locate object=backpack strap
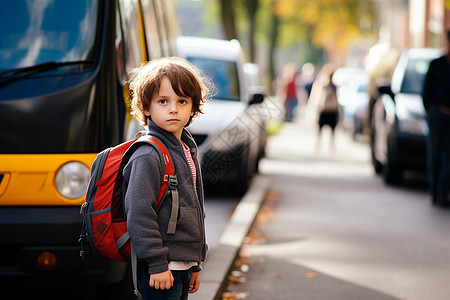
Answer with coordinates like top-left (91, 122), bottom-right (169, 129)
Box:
top-left (130, 136), bottom-right (179, 234)
top-left (125, 135), bottom-right (179, 297)
top-left (166, 175), bottom-right (178, 234)
top-left (115, 231), bottom-right (138, 296)
top-left (131, 242), bottom-right (139, 296)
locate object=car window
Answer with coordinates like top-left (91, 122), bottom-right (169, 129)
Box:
top-left (0, 0), bottom-right (99, 70)
top-left (400, 58), bottom-right (430, 94)
top-left (357, 84), bottom-right (368, 93)
top-left (186, 56), bottom-right (240, 101)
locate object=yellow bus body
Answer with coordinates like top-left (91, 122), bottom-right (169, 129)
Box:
top-left (0, 154), bottom-right (97, 205)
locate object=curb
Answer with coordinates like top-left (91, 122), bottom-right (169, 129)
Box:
top-left (190, 175), bottom-right (270, 300)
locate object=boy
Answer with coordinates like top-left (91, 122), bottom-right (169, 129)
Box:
top-left (124, 57), bottom-right (211, 299)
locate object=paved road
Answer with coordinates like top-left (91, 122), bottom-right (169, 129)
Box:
top-left (204, 192), bottom-right (240, 251)
top-left (226, 114), bottom-right (450, 300)
top-left (2, 191), bottom-right (239, 300)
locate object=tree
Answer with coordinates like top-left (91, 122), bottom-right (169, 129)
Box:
top-left (268, 1), bottom-right (280, 87)
top-left (242, 0), bottom-right (259, 62)
top-left (274, 0), bottom-right (375, 52)
top-left (219, 0), bottom-right (238, 40)
top-left (213, 0), bottom-right (375, 92)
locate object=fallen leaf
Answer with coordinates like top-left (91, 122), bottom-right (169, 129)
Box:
top-left (304, 272), bottom-right (319, 278)
top-left (222, 292), bottom-right (235, 300)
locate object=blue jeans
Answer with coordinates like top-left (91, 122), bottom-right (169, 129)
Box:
top-left (426, 106), bottom-right (450, 199)
top-left (137, 262), bottom-right (191, 300)
top-left (284, 97), bottom-right (298, 122)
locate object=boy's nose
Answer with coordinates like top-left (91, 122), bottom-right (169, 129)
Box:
top-left (169, 103), bottom-right (177, 114)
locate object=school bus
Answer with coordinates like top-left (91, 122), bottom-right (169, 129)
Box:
top-left (0, 0), bottom-right (178, 297)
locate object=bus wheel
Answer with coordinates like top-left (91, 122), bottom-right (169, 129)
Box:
top-left (97, 264), bottom-right (138, 300)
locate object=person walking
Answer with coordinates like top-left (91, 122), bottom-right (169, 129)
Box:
top-left (125, 57), bottom-right (211, 299)
top-left (316, 69), bottom-right (339, 153)
top-left (278, 63), bottom-right (300, 122)
top-left (422, 30), bottom-right (450, 207)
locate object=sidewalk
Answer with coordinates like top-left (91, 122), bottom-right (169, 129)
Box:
top-left (192, 103), bottom-right (446, 300)
top-left (215, 117), bottom-right (401, 300)
top-left (189, 176), bottom-right (270, 300)
top-left (191, 109), bottom-right (371, 300)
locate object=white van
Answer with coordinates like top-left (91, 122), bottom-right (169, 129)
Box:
top-left (177, 36), bottom-right (266, 193)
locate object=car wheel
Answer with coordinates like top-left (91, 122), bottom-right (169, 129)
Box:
top-left (254, 124), bottom-right (267, 173)
top-left (382, 139), bottom-right (402, 185)
top-left (370, 122), bottom-right (382, 174)
top-left (235, 143), bottom-right (255, 194)
top-left (255, 140), bottom-right (265, 173)
top-left (97, 264), bottom-right (137, 300)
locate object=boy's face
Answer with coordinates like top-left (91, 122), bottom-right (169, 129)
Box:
top-left (145, 76), bottom-right (194, 139)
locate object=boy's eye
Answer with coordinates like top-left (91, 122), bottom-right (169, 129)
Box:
top-left (159, 99), bottom-right (167, 104)
top-left (180, 98), bottom-right (192, 105)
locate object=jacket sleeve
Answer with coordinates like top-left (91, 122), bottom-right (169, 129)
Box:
top-left (123, 145), bottom-right (169, 275)
top-left (422, 59), bottom-right (437, 113)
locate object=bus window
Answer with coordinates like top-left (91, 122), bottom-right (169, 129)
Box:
top-left (153, 0), bottom-right (170, 56)
top-left (115, 2), bottom-right (127, 83)
top-left (140, 0), bottom-right (162, 60)
top-left (118, 0), bottom-right (143, 73)
top-left (159, 0), bottom-right (178, 55)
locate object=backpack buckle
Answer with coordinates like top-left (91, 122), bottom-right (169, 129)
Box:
top-left (168, 175), bottom-right (178, 190)
top-left (80, 201), bottom-right (88, 214)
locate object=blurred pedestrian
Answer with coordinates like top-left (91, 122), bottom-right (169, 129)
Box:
top-left (278, 63), bottom-right (300, 122)
top-left (422, 30), bottom-right (450, 207)
top-left (300, 62), bottom-right (316, 101)
top-left (316, 69), bottom-right (339, 153)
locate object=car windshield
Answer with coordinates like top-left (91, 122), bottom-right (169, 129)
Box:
top-left (186, 57), bottom-right (240, 101)
top-left (400, 58), bottom-right (431, 94)
top-left (0, 0), bottom-right (99, 72)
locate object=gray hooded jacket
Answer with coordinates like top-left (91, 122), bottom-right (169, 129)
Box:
top-left (123, 121), bottom-right (207, 275)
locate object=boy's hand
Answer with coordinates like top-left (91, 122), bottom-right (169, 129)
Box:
top-left (189, 271), bottom-right (200, 293)
top-left (149, 270), bottom-right (174, 290)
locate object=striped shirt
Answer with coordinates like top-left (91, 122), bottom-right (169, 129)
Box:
top-left (167, 141), bottom-right (198, 271)
top-left (182, 141), bottom-right (196, 187)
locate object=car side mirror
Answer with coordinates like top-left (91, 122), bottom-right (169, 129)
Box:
top-left (248, 85), bottom-right (267, 105)
top-left (249, 92), bottom-right (265, 105)
top-left (378, 85), bottom-right (395, 101)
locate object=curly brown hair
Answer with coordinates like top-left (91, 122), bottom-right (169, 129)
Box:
top-left (128, 56), bottom-right (213, 127)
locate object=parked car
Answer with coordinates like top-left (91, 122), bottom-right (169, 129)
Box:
top-left (370, 48), bottom-right (442, 184)
top-left (176, 36), bottom-right (266, 192)
top-left (336, 70), bottom-right (369, 138)
top-left (365, 45), bottom-right (401, 138)
top-left (333, 67), bottom-right (366, 87)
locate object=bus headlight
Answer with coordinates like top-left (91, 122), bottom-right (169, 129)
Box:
top-left (55, 162), bottom-right (90, 199)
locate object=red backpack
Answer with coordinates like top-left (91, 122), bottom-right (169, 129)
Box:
top-left (79, 135), bottom-right (178, 262)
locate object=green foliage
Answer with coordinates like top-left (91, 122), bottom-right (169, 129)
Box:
top-left (190, 0), bottom-right (375, 91)
top-left (273, 0), bottom-right (376, 50)
top-left (195, 0), bottom-right (375, 52)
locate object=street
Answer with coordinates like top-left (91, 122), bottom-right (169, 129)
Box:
top-left (225, 109), bottom-right (450, 300)
top-left (204, 194), bottom-right (240, 251)
top-left (1, 194), bottom-right (238, 300)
